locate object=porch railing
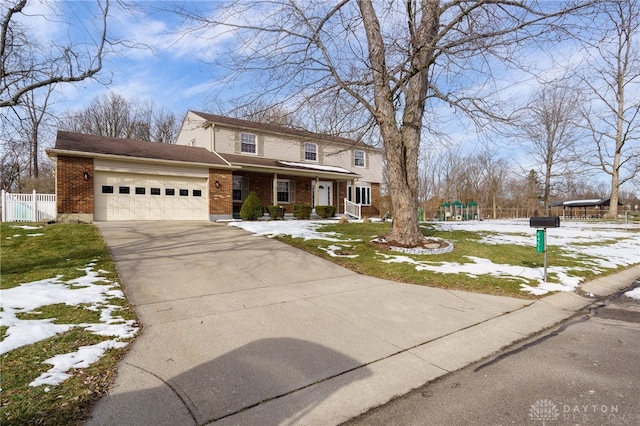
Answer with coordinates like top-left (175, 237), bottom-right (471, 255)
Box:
top-left (1, 190), bottom-right (57, 222)
top-left (344, 199), bottom-right (361, 220)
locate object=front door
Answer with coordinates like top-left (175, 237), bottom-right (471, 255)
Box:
top-left (314, 181), bottom-right (332, 206)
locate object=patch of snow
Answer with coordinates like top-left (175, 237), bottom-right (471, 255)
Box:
top-left (229, 219), bottom-right (362, 243)
top-left (29, 340), bottom-right (129, 387)
top-left (278, 161), bottom-right (353, 174)
top-left (0, 263), bottom-right (139, 387)
top-left (318, 244), bottom-right (359, 258)
top-left (624, 287), bottom-right (640, 300)
top-left (26, 233), bottom-right (44, 237)
top-left (11, 225), bottom-right (42, 230)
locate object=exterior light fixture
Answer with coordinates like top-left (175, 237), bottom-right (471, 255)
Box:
top-left (83, 171), bottom-right (90, 181)
top-left (215, 180), bottom-right (221, 188)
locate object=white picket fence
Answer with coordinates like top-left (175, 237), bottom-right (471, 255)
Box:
top-left (1, 190), bottom-right (57, 222)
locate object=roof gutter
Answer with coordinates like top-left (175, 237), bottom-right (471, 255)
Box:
top-left (45, 148), bottom-right (240, 170)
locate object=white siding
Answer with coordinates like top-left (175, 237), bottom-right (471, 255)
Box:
top-left (176, 112), bottom-right (384, 184)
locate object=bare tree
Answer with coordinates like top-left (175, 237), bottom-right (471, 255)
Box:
top-left (477, 149), bottom-right (510, 219)
top-left (59, 93), bottom-right (180, 143)
top-left (517, 82), bottom-right (583, 213)
top-left (576, 0), bottom-right (640, 218)
top-left (1, 84), bottom-right (56, 190)
top-left (0, 0), bottom-right (110, 108)
top-left (171, 0), bottom-right (592, 245)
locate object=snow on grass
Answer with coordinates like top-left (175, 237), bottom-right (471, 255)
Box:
top-left (228, 219), bottom-right (362, 242)
top-left (376, 253), bottom-right (583, 294)
top-left (231, 219), bottom-right (639, 295)
top-left (11, 225), bottom-right (43, 230)
top-left (318, 243), bottom-right (359, 258)
top-left (29, 340), bottom-right (129, 388)
top-left (0, 261), bottom-right (139, 387)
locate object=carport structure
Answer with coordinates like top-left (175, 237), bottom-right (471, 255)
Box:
top-left (549, 198), bottom-right (621, 219)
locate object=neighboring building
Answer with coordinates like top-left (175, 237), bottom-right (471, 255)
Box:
top-left (47, 111), bottom-right (383, 222)
top-left (549, 198), bottom-right (623, 219)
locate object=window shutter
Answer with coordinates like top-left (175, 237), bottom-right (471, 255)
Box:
top-left (365, 150), bottom-right (369, 168)
top-left (300, 142), bottom-right (305, 161)
top-left (234, 132), bottom-right (240, 153)
top-left (242, 177), bottom-right (249, 201)
top-left (351, 150), bottom-right (355, 167)
top-left (290, 180), bottom-right (296, 203)
top-left (258, 136), bottom-right (264, 156)
top-left (318, 145), bottom-right (324, 163)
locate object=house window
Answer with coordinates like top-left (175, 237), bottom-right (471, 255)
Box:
top-left (101, 185), bottom-right (114, 194)
top-left (233, 176), bottom-right (249, 202)
top-left (240, 133), bottom-right (257, 154)
top-left (354, 150), bottom-right (366, 167)
top-left (193, 190), bottom-right (202, 197)
top-left (150, 188), bottom-right (161, 195)
top-left (179, 189), bottom-right (189, 196)
top-left (166, 188), bottom-right (175, 196)
top-left (304, 142), bottom-right (317, 161)
top-left (119, 186), bottom-right (130, 194)
top-left (135, 187), bottom-right (146, 195)
top-left (348, 185), bottom-right (371, 206)
top-left (277, 180), bottom-right (290, 203)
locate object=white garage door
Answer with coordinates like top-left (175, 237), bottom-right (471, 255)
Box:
top-left (94, 172), bottom-right (208, 221)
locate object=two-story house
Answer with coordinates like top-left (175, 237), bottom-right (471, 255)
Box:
top-left (176, 111), bottom-right (383, 220)
top-left (47, 111), bottom-right (383, 222)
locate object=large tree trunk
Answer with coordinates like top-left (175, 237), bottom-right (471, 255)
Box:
top-left (358, 0), bottom-right (437, 247)
top-left (383, 131), bottom-right (422, 246)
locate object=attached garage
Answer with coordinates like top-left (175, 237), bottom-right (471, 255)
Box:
top-left (47, 131), bottom-right (236, 223)
top-left (94, 171), bottom-right (208, 221)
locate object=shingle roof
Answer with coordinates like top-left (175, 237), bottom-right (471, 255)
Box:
top-left (218, 153), bottom-right (358, 177)
top-left (550, 198), bottom-right (621, 208)
top-left (189, 111), bottom-right (381, 151)
top-left (50, 131), bottom-right (230, 167)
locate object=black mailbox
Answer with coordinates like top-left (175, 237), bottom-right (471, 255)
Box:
top-left (529, 216), bottom-right (560, 228)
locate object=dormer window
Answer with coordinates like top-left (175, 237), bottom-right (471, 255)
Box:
top-left (241, 133), bottom-right (257, 154)
top-left (304, 142), bottom-right (317, 161)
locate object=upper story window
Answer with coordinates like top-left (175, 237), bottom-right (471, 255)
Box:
top-left (354, 150), bottom-right (366, 167)
top-left (304, 142), bottom-right (317, 161)
top-left (240, 133), bottom-right (257, 154)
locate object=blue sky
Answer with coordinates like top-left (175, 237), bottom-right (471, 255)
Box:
top-left (12, 1), bottom-right (638, 192)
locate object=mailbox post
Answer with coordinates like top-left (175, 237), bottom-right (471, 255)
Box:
top-left (529, 216), bottom-right (561, 282)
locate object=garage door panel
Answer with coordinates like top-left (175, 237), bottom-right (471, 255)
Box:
top-left (95, 172), bottom-right (208, 221)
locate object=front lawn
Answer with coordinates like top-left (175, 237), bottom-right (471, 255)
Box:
top-left (0, 223), bottom-right (139, 426)
top-left (231, 219), bottom-right (640, 298)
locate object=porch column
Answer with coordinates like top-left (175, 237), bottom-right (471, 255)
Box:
top-left (273, 173), bottom-right (278, 206)
top-left (350, 179), bottom-right (355, 203)
top-left (314, 177), bottom-right (319, 209)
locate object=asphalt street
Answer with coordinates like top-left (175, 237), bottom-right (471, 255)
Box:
top-left (343, 280), bottom-right (640, 426)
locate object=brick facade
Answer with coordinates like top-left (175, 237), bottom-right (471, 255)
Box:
top-left (56, 156), bottom-right (94, 220)
top-left (232, 172), bottom-right (315, 214)
top-left (209, 169), bottom-right (233, 216)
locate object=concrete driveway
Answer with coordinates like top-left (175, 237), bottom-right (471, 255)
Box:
top-left (85, 221), bottom-right (638, 425)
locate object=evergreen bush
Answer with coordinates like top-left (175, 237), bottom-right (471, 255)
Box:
top-left (240, 191), bottom-right (263, 221)
top-left (292, 204), bottom-right (312, 219)
top-left (267, 205), bottom-right (286, 219)
top-left (315, 205), bottom-right (336, 218)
